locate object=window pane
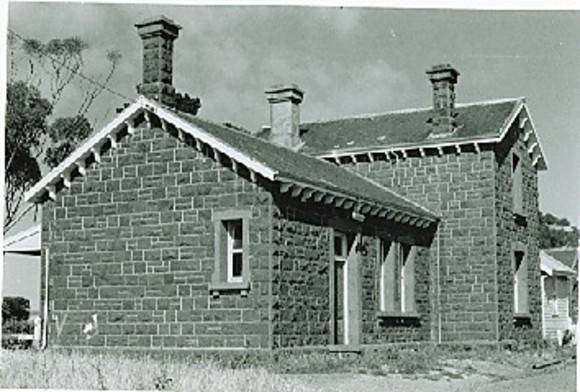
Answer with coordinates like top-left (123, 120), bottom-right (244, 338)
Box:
top-left (514, 251), bottom-right (524, 270)
top-left (512, 153), bottom-right (520, 173)
top-left (232, 252), bottom-right (243, 278)
top-left (512, 153), bottom-right (523, 212)
top-left (400, 243), bottom-right (411, 265)
top-left (513, 250), bottom-right (528, 313)
top-left (228, 220), bottom-right (242, 249)
top-left (334, 235), bottom-right (345, 257)
top-left (380, 240), bottom-right (397, 313)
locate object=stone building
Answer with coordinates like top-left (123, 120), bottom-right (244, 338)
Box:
top-left (25, 16), bottom-right (547, 350)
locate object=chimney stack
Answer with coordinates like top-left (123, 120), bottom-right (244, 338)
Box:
top-left (135, 15), bottom-right (181, 106)
top-left (265, 84), bottom-right (304, 150)
top-left (426, 64), bottom-right (460, 137)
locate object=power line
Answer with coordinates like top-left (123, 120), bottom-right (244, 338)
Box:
top-left (8, 28), bottom-right (134, 102)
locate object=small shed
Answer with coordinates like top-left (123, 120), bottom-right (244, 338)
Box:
top-left (540, 250), bottom-right (576, 341)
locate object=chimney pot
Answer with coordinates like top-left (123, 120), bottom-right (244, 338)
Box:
top-left (265, 84), bottom-right (304, 150)
top-left (426, 64), bottom-right (460, 137)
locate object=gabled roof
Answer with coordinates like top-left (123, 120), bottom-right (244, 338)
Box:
top-left (24, 96), bottom-right (438, 228)
top-left (540, 250), bottom-right (577, 276)
top-left (282, 98), bottom-right (547, 170)
top-left (3, 225), bottom-right (41, 256)
top-left (545, 247), bottom-right (579, 271)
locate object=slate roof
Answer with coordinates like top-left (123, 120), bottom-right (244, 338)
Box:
top-left (174, 111), bottom-right (438, 220)
top-left (284, 98), bottom-right (522, 155)
top-left (24, 96), bottom-right (438, 224)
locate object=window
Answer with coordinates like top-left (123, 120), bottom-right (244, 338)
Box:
top-left (512, 153), bottom-right (523, 215)
top-left (542, 276), bottom-right (557, 316)
top-left (334, 232), bottom-right (348, 261)
top-left (379, 240), bottom-right (416, 314)
top-left (210, 210), bottom-right (251, 296)
top-left (513, 249), bottom-right (528, 314)
top-left (333, 231), bottom-right (349, 343)
top-left (226, 220), bottom-right (243, 283)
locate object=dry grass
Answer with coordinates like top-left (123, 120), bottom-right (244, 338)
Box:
top-left (0, 350), bottom-right (320, 392)
top-left (0, 344), bottom-right (574, 391)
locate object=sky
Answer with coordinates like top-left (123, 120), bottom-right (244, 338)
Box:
top-left (3, 1), bottom-right (580, 309)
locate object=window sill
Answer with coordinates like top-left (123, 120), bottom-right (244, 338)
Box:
top-left (209, 281), bottom-right (250, 298)
top-left (328, 344), bottom-right (362, 353)
top-left (376, 311), bottom-right (420, 319)
top-left (377, 311), bottom-right (421, 327)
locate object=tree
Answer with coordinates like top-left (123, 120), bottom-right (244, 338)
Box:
top-left (2, 297), bottom-right (30, 324)
top-left (4, 32), bottom-right (122, 231)
top-left (5, 81), bottom-right (52, 230)
top-left (539, 211), bottom-right (579, 249)
top-left (44, 116), bottom-right (93, 169)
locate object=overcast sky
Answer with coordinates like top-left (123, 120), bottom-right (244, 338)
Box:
top-left (8, 2), bottom-right (580, 225)
top-left (5, 2), bottom-right (580, 309)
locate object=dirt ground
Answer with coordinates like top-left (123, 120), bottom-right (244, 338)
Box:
top-left (290, 359), bottom-right (577, 392)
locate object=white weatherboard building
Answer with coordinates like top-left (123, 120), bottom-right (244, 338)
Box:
top-left (540, 250), bottom-right (577, 342)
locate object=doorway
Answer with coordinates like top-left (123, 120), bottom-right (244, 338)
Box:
top-left (332, 231), bottom-right (360, 345)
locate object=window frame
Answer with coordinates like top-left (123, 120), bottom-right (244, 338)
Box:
top-left (511, 152), bottom-right (524, 216)
top-left (378, 238), bottom-right (418, 318)
top-left (226, 220), bottom-right (244, 283)
top-left (210, 209), bottom-right (251, 297)
top-left (512, 242), bottom-right (529, 316)
top-left (332, 231), bottom-right (350, 343)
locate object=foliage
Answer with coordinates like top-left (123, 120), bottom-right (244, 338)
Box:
top-left (44, 116), bottom-right (93, 169)
top-left (2, 296), bottom-right (31, 323)
top-left (21, 37), bottom-right (87, 106)
top-left (5, 33), bottom-right (122, 231)
top-left (542, 213), bottom-right (571, 227)
top-left (539, 212), bottom-right (579, 249)
top-left (4, 82), bottom-right (52, 230)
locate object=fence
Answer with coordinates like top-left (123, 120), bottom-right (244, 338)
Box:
top-left (1, 316), bottom-right (42, 349)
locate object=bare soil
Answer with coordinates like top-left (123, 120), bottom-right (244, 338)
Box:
top-left (291, 359), bottom-right (576, 392)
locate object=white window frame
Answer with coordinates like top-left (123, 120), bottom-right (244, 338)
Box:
top-left (512, 152), bottom-right (523, 214)
top-left (226, 220), bottom-right (243, 284)
top-left (334, 231), bottom-right (349, 343)
top-left (210, 209), bottom-right (251, 297)
top-left (379, 240), bottom-right (416, 314)
top-left (379, 240), bottom-right (390, 312)
top-left (513, 248), bottom-right (528, 314)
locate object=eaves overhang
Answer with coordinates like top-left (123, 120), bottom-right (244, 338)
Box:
top-left (24, 96), bottom-right (437, 230)
top-left (315, 99), bottom-right (548, 171)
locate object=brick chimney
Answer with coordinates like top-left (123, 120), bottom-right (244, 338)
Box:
top-left (135, 16), bottom-right (181, 107)
top-left (426, 64), bottom-right (460, 137)
top-left (265, 84), bottom-right (304, 150)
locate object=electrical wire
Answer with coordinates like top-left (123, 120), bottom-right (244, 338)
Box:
top-left (8, 28), bottom-right (135, 102)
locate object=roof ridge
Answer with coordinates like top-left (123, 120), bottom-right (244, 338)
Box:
top-left (303, 97), bottom-right (525, 126)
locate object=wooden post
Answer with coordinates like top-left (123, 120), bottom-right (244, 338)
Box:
top-left (33, 316), bottom-right (42, 349)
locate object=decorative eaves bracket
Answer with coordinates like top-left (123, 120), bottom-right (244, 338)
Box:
top-left (278, 178), bottom-right (435, 229)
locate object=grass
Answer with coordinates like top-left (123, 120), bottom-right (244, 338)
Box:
top-left (0, 343), bottom-right (575, 390)
top-left (0, 350), bottom-right (319, 392)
